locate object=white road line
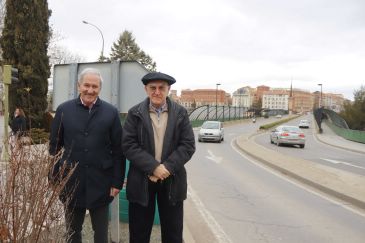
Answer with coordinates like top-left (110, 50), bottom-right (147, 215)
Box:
top-left (205, 150), bottom-right (223, 164)
top-left (230, 138), bottom-right (365, 218)
top-left (187, 185), bottom-right (233, 243)
top-left (321, 158), bottom-right (365, 170)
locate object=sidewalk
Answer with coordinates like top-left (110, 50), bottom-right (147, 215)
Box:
top-left (316, 121), bottom-right (365, 154)
top-left (235, 121), bottom-right (365, 210)
top-left (0, 115), bottom-right (194, 243)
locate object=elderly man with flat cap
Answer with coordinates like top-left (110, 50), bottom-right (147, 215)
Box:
top-left (122, 72), bottom-right (196, 243)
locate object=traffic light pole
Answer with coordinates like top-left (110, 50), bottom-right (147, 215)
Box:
top-left (1, 65), bottom-right (18, 161)
top-left (2, 65), bottom-right (12, 161)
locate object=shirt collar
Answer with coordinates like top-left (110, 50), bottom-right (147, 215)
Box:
top-left (80, 97), bottom-right (98, 109)
top-left (149, 102), bottom-right (168, 114)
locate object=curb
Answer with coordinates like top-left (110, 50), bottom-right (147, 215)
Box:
top-left (234, 132), bottom-right (365, 211)
top-left (314, 132), bottom-right (365, 155)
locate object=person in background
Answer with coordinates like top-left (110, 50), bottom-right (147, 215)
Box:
top-left (49, 68), bottom-right (125, 243)
top-left (11, 107), bottom-right (26, 137)
top-left (122, 72), bottom-right (196, 243)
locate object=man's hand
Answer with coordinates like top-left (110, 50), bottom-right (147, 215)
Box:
top-left (110, 187), bottom-right (120, 197)
top-left (152, 164), bottom-right (170, 180)
top-left (148, 175), bottom-right (160, 183)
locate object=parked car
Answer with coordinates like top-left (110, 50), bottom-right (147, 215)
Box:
top-left (275, 114), bottom-right (282, 118)
top-left (298, 119), bottom-right (310, 128)
top-left (198, 121), bottom-right (224, 143)
top-left (270, 125), bottom-right (305, 148)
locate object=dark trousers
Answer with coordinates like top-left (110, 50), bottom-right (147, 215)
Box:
top-left (129, 181), bottom-right (184, 243)
top-left (65, 204), bottom-right (109, 243)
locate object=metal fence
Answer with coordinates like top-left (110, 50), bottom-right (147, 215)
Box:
top-left (189, 105), bottom-right (249, 127)
top-left (314, 108), bottom-right (365, 143)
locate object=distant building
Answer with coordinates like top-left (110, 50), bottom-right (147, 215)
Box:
top-left (262, 89), bottom-right (289, 110)
top-left (180, 89), bottom-right (228, 110)
top-left (312, 91), bottom-right (345, 111)
top-left (290, 89), bottom-right (314, 114)
top-left (232, 86), bottom-right (255, 108)
top-left (255, 85), bottom-right (270, 103)
top-left (169, 89), bottom-right (180, 102)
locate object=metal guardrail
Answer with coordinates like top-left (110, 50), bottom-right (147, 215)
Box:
top-left (314, 108), bottom-right (365, 144)
top-left (325, 120), bottom-right (365, 144)
top-left (189, 105), bottom-right (248, 127)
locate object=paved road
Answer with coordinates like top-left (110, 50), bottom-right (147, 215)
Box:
top-left (254, 115), bottom-right (365, 176)
top-left (185, 116), bottom-right (365, 243)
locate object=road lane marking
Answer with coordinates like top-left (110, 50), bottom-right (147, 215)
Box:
top-left (206, 150), bottom-right (223, 164)
top-left (321, 158), bottom-right (365, 170)
top-left (188, 185), bottom-right (233, 243)
top-left (231, 138), bottom-right (365, 218)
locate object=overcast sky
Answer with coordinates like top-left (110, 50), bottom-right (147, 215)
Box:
top-left (48, 0), bottom-right (365, 100)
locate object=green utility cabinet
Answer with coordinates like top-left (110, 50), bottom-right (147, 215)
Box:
top-left (119, 160), bottom-right (160, 224)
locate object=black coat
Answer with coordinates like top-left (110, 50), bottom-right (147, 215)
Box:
top-left (122, 97), bottom-right (195, 206)
top-left (49, 97), bottom-right (125, 209)
top-left (11, 115), bottom-right (26, 135)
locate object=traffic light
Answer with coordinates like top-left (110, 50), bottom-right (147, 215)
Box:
top-left (2, 65), bottom-right (19, 84)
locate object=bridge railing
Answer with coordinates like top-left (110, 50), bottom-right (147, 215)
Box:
top-left (188, 105), bottom-right (249, 127)
top-left (314, 108), bottom-right (365, 143)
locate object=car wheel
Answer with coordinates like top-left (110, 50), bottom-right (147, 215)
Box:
top-left (276, 140), bottom-right (281, 146)
top-left (198, 138), bottom-right (202, 142)
top-left (221, 136), bottom-right (224, 142)
top-left (299, 144), bottom-right (305, 148)
top-left (270, 138), bottom-right (274, 144)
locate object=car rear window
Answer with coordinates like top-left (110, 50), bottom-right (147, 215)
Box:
top-left (282, 127), bottom-right (301, 132)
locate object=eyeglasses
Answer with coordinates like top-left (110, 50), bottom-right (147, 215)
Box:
top-left (147, 84), bottom-right (168, 92)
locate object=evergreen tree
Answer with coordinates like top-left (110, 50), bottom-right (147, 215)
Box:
top-left (0, 0), bottom-right (51, 128)
top-left (110, 30), bottom-right (156, 71)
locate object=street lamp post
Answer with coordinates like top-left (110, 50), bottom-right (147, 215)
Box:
top-left (216, 83), bottom-right (221, 120)
top-left (317, 83), bottom-right (322, 108)
top-left (82, 20), bottom-right (105, 61)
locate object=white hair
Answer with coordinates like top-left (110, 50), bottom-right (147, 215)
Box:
top-left (78, 68), bottom-right (103, 88)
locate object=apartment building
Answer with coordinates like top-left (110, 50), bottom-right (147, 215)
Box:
top-left (262, 89), bottom-right (289, 110)
top-left (232, 86), bottom-right (255, 108)
top-left (290, 89), bottom-right (314, 113)
top-left (180, 89), bottom-right (228, 109)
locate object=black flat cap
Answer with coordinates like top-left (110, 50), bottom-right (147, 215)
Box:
top-left (141, 72), bottom-right (176, 85)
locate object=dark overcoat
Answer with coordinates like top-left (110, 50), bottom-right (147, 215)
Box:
top-left (122, 97), bottom-right (195, 206)
top-left (11, 115), bottom-right (26, 135)
top-left (49, 97), bottom-right (125, 209)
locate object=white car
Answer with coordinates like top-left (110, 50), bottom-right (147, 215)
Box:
top-left (198, 121), bottom-right (224, 143)
top-left (299, 119), bottom-right (310, 128)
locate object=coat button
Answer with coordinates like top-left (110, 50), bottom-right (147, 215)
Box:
top-left (84, 148), bottom-right (88, 152)
top-left (84, 132), bottom-right (88, 136)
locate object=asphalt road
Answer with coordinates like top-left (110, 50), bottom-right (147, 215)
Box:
top-left (185, 118), bottom-right (365, 243)
top-left (254, 115), bottom-right (365, 176)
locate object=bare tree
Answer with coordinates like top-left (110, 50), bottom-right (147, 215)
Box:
top-left (48, 29), bottom-right (86, 65)
top-left (0, 137), bottom-right (76, 242)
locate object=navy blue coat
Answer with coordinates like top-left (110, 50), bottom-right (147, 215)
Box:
top-left (49, 97), bottom-right (125, 209)
top-left (122, 97), bottom-right (195, 206)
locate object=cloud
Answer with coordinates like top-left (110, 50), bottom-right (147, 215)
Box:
top-left (48, 0), bottom-right (365, 100)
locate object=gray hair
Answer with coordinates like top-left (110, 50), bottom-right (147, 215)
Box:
top-left (78, 68), bottom-right (103, 88)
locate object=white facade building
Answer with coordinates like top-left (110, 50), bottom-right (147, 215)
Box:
top-left (232, 86), bottom-right (254, 108)
top-left (262, 90), bottom-right (289, 110)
